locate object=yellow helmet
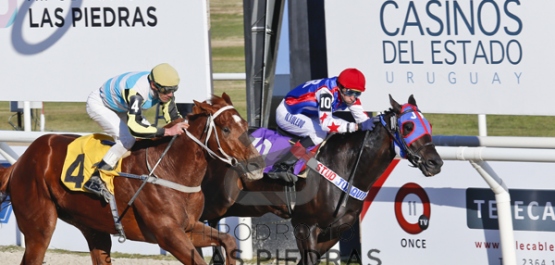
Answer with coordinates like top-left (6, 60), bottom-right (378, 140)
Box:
top-left (149, 63), bottom-right (180, 93)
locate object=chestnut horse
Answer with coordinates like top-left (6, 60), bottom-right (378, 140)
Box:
top-left (0, 93), bottom-right (264, 265)
top-left (200, 95), bottom-right (443, 265)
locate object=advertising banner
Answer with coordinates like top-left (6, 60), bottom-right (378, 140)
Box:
top-left (0, 0), bottom-right (212, 103)
top-left (325, 0), bottom-right (553, 115)
top-left (361, 159), bottom-right (555, 265)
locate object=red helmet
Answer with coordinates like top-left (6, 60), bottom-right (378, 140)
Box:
top-left (337, 68), bottom-right (366, 92)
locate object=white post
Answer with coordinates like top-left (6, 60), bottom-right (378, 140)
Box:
top-left (237, 217), bottom-right (253, 260)
top-left (23, 101), bottom-right (31, 132)
top-left (16, 224), bottom-right (25, 248)
top-left (328, 242), bottom-right (341, 261)
top-left (40, 102), bottom-right (45, 132)
top-left (0, 142), bottom-right (19, 164)
top-left (469, 160), bottom-right (516, 265)
top-left (478, 114), bottom-right (487, 136)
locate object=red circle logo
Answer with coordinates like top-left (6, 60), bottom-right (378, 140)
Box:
top-left (394, 182), bottom-right (431, 234)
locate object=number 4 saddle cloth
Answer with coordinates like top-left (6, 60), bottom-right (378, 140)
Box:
top-left (61, 134), bottom-right (122, 194)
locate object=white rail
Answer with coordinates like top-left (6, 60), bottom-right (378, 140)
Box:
top-left (436, 146), bottom-right (555, 162)
top-left (213, 73), bottom-right (246, 81)
top-left (434, 145), bottom-right (555, 265)
top-left (434, 135), bottom-right (555, 149)
top-left (1, 123), bottom-right (553, 264)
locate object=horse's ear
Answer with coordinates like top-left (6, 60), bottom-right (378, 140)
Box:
top-left (389, 94), bottom-right (402, 113)
top-left (192, 100), bottom-right (203, 114)
top-left (222, 92), bottom-right (233, 105)
top-left (408, 94), bottom-right (417, 106)
top-left (196, 100), bottom-right (216, 114)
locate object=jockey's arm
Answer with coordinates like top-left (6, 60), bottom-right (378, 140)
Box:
top-left (160, 96), bottom-right (182, 123)
top-left (348, 100), bottom-right (370, 123)
top-left (317, 88), bottom-right (358, 133)
top-left (124, 89), bottom-right (164, 138)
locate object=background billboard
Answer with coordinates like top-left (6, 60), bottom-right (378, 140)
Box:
top-left (325, 0), bottom-right (553, 115)
top-left (361, 159), bottom-right (555, 265)
top-left (0, 0), bottom-right (212, 103)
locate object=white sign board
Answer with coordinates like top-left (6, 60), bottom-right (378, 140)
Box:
top-left (361, 159), bottom-right (555, 265)
top-left (325, 0), bottom-right (554, 115)
top-left (0, 0), bottom-right (212, 103)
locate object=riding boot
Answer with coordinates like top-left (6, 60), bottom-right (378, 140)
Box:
top-left (107, 192), bottom-right (126, 243)
top-left (268, 137), bottom-right (315, 182)
top-left (83, 160), bottom-right (113, 203)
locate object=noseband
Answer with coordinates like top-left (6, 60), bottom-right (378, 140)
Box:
top-left (379, 108), bottom-right (434, 168)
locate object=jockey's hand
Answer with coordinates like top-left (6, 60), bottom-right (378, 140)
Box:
top-left (359, 118), bottom-right (375, 131)
top-left (164, 121), bottom-right (188, 136)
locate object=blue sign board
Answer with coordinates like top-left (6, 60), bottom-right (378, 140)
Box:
top-left (0, 198), bottom-right (11, 224)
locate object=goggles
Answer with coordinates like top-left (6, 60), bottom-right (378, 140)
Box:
top-left (154, 82), bottom-right (178, 94)
top-left (342, 89), bottom-right (361, 98)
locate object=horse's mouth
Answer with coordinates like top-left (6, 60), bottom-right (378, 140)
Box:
top-left (419, 162), bottom-right (442, 177)
top-left (245, 168), bottom-right (264, 180)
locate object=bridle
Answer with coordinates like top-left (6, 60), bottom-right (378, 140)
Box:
top-left (379, 106), bottom-right (434, 168)
top-left (184, 105), bottom-right (240, 167)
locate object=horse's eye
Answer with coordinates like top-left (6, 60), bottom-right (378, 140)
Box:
top-left (223, 127), bottom-right (231, 134)
top-left (403, 122), bottom-right (414, 134)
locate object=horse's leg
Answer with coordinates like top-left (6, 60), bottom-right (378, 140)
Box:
top-left (187, 221), bottom-right (237, 265)
top-left (14, 201), bottom-right (57, 265)
top-left (308, 214), bottom-right (359, 264)
top-left (210, 219), bottom-right (227, 265)
top-left (194, 219), bottom-right (221, 259)
top-left (77, 225), bottom-right (113, 265)
top-left (313, 239), bottom-right (341, 264)
top-left (153, 225), bottom-right (207, 265)
top-left (293, 223), bottom-right (321, 265)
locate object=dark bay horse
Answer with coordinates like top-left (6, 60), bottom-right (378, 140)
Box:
top-left (0, 93), bottom-right (264, 265)
top-left (200, 94), bottom-right (443, 265)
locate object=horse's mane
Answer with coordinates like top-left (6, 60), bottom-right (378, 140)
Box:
top-left (322, 109), bottom-right (395, 163)
top-left (383, 108), bottom-right (395, 115)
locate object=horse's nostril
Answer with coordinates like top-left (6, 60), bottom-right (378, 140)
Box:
top-left (428, 158), bottom-right (444, 168)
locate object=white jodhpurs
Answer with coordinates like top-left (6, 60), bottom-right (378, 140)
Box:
top-left (275, 100), bottom-right (326, 145)
top-left (86, 88), bottom-right (136, 168)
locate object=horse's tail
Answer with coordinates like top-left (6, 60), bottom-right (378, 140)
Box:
top-left (0, 164), bottom-right (13, 203)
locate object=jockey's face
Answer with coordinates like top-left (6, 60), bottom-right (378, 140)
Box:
top-left (157, 90), bottom-right (174, 103)
top-left (341, 89), bottom-right (361, 105)
top-left (151, 82), bottom-right (175, 103)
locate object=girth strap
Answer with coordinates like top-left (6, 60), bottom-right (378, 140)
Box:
top-left (116, 171), bottom-right (201, 193)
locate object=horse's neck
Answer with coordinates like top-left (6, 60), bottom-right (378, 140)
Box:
top-left (335, 125), bottom-right (395, 194)
top-left (360, 125), bottom-right (396, 190)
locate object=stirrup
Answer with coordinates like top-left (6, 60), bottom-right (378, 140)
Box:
top-left (108, 193), bottom-right (126, 243)
top-left (267, 171), bottom-right (298, 183)
top-left (84, 175), bottom-right (112, 203)
top-left (267, 164), bottom-right (298, 183)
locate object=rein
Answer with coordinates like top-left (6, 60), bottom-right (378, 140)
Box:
top-left (333, 130), bottom-right (370, 216)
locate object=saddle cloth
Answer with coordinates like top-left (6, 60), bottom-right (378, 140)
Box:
top-left (61, 134), bottom-right (121, 194)
top-left (250, 128), bottom-right (317, 177)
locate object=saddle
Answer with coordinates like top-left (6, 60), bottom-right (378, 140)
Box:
top-left (250, 128), bottom-right (318, 180)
